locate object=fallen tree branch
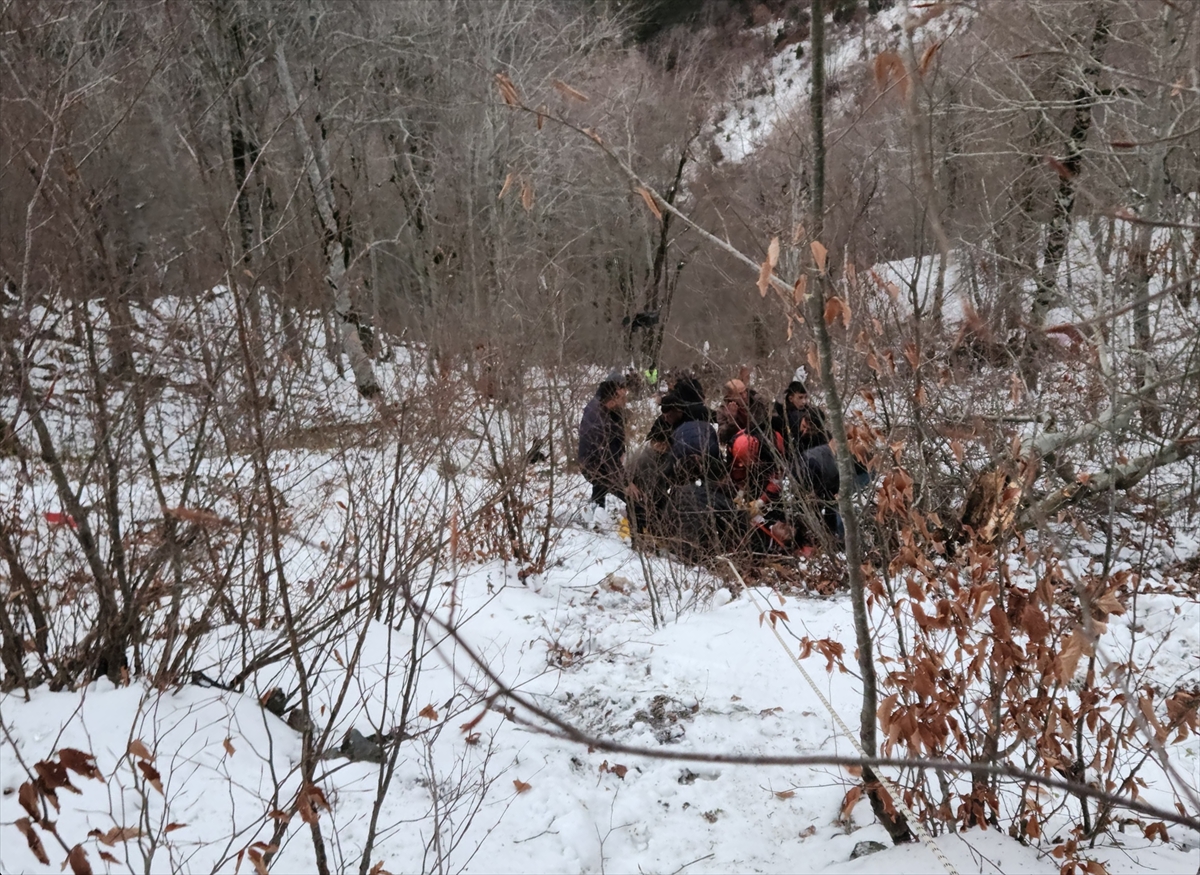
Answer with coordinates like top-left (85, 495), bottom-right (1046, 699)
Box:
top-left (1020, 433), bottom-right (1200, 528)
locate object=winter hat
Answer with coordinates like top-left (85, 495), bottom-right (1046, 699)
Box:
top-left (660, 390), bottom-right (685, 412)
top-left (646, 415), bottom-right (673, 444)
top-left (786, 380), bottom-right (808, 396)
top-left (673, 375), bottom-right (705, 405)
top-left (597, 369), bottom-right (627, 400)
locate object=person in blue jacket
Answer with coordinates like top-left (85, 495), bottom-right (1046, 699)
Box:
top-left (578, 371), bottom-right (630, 513)
top-left (659, 379), bottom-right (723, 483)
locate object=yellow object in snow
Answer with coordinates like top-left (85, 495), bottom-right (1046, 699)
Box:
top-left (618, 517), bottom-right (631, 541)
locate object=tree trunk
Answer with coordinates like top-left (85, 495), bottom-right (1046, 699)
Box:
top-left (1025, 9), bottom-right (1110, 383)
top-left (274, 39), bottom-right (380, 398)
top-left (809, 0), bottom-right (911, 845)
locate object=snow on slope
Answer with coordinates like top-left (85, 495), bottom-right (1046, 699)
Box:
top-left (2, 510), bottom-right (1197, 873)
top-left (714, 2), bottom-right (975, 163)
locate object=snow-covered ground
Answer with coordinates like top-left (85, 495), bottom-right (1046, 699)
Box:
top-left (2, 496), bottom-right (1197, 873)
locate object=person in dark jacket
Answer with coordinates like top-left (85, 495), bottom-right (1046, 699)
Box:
top-left (578, 371), bottom-right (629, 511)
top-left (781, 380), bottom-right (830, 458)
top-left (793, 442), bottom-right (845, 539)
top-left (660, 379), bottom-right (723, 483)
top-left (624, 416), bottom-right (673, 535)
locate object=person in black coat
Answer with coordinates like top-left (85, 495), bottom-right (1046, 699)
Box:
top-left (660, 379), bottom-right (723, 483)
top-left (781, 380), bottom-right (830, 459)
top-left (624, 416), bottom-right (673, 535)
top-left (578, 371), bottom-right (630, 511)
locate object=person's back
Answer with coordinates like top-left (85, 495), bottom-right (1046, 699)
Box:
top-left (625, 417), bottom-right (673, 534)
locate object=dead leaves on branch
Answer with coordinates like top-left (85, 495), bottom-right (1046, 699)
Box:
top-left (237, 841), bottom-right (279, 875)
top-left (873, 51), bottom-right (908, 99)
top-left (497, 173), bottom-right (535, 212)
top-left (15, 818), bottom-right (50, 864)
top-left (636, 186), bottom-right (662, 220)
top-left (552, 79), bottom-right (589, 102)
top-left (756, 236), bottom-right (781, 297)
top-left (494, 72), bottom-right (520, 107)
top-left (295, 783), bottom-right (331, 825)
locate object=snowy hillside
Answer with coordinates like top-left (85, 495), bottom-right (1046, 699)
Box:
top-left (2, 285), bottom-right (1198, 874)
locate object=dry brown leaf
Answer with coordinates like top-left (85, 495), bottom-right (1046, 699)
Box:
top-left (99, 851), bottom-right (119, 865)
top-left (513, 779), bottom-right (532, 794)
top-left (520, 177), bottom-right (534, 212)
top-left (793, 275), bottom-right (807, 305)
top-left (1144, 821), bottom-right (1170, 842)
top-left (166, 507), bottom-right (225, 528)
top-left (16, 818), bottom-right (49, 864)
top-left (35, 759), bottom-right (79, 795)
top-left (494, 72), bottom-right (520, 107)
top-left (296, 783), bottom-right (331, 825)
top-left (873, 51), bottom-right (907, 97)
top-left (59, 748), bottom-right (102, 781)
top-left (136, 761), bottom-right (164, 795)
top-left (1170, 78), bottom-right (1184, 98)
top-left (248, 848), bottom-right (268, 875)
top-left (18, 781), bottom-right (40, 819)
top-left (369, 860), bottom-right (396, 875)
top-left (918, 42), bottom-right (941, 76)
top-left (1058, 627), bottom-right (1088, 680)
top-left (1094, 589), bottom-right (1126, 616)
top-left (165, 822), bottom-right (187, 833)
top-left (611, 764), bottom-right (628, 779)
top-left (636, 187), bottom-right (662, 220)
top-left (775, 789), bottom-right (796, 800)
top-left (756, 260), bottom-right (772, 297)
top-left (1021, 603), bottom-right (1050, 642)
top-left (806, 344), bottom-right (820, 375)
top-left (67, 844), bottom-right (92, 875)
top-left (95, 826), bottom-right (141, 846)
top-left (419, 704), bottom-right (439, 720)
top-left (465, 732), bottom-right (481, 745)
top-left (536, 104), bottom-right (546, 130)
top-left (1139, 695), bottom-right (1168, 743)
top-left (799, 824), bottom-right (816, 837)
top-left (268, 809), bottom-right (293, 823)
top-left (949, 439), bottom-right (964, 464)
top-left (552, 79), bottom-right (589, 102)
top-left (223, 737), bottom-right (236, 756)
top-left (498, 172), bottom-right (515, 200)
top-left (128, 739), bottom-right (154, 763)
top-left (824, 296), bottom-right (850, 327)
top-left (810, 241), bottom-right (828, 274)
top-left (1044, 155), bottom-right (1074, 180)
top-left (839, 786), bottom-right (863, 820)
top-left (767, 236), bottom-right (780, 268)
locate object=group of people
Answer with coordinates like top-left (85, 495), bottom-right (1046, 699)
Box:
top-left (577, 369), bottom-right (858, 558)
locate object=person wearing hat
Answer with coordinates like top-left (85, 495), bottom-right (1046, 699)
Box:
top-left (578, 370), bottom-right (630, 519)
top-left (781, 379), bottom-right (829, 459)
top-left (659, 379), bottom-right (722, 481)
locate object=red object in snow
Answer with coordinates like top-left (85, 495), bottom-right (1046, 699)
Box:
top-left (44, 512), bottom-right (78, 530)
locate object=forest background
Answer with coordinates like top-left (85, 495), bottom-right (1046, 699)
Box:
top-left (1, 1), bottom-right (1199, 874)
